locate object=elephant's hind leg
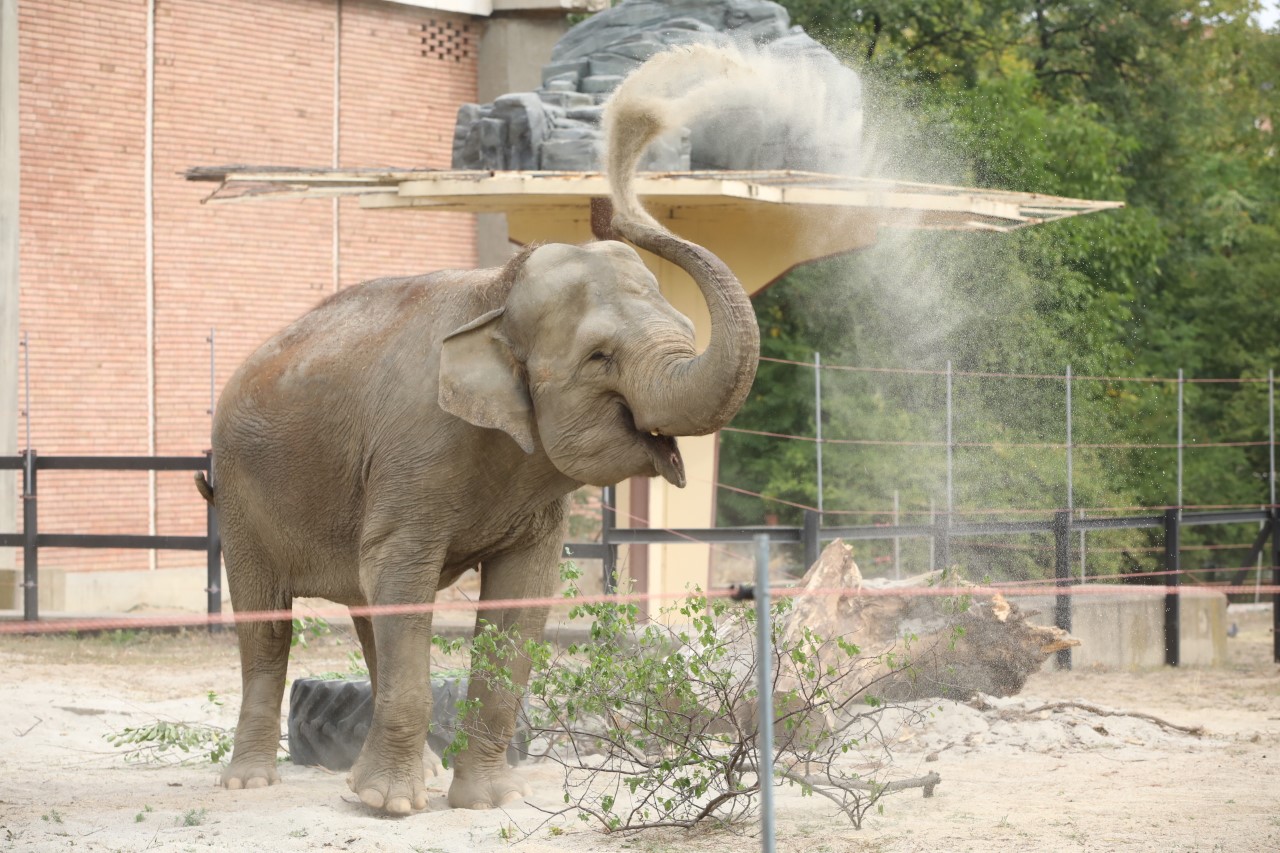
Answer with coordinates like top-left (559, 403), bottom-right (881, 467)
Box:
top-left (221, 537), bottom-right (293, 790)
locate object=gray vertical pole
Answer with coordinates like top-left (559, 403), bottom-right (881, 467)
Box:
top-left (928, 498), bottom-right (936, 571)
top-left (205, 331), bottom-right (219, 626)
top-left (939, 361), bottom-right (953, 571)
top-left (1269, 369), bottom-right (1275, 510)
top-left (601, 484), bottom-right (617, 594)
top-left (752, 533), bottom-right (775, 853)
top-left (205, 450), bottom-right (221, 629)
top-left (945, 360), bottom-right (953, 521)
top-left (814, 352), bottom-right (823, 516)
top-left (1270, 371), bottom-right (1276, 631)
top-left (801, 509), bottom-right (819, 572)
top-left (20, 330), bottom-right (28, 449)
top-left (21, 448), bottom-right (36, 622)
top-left (1272, 502), bottom-right (1280, 664)
top-left (1257, 508), bottom-right (1265, 605)
top-left (1066, 365), bottom-right (1073, 513)
top-left (1271, 372), bottom-right (1280, 663)
top-left (1164, 508), bottom-right (1181, 667)
top-left (1177, 369), bottom-right (1184, 509)
top-left (1079, 508), bottom-right (1086, 582)
top-left (1067, 365), bottom-right (1079, 583)
top-left (1053, 510), bottom-right (1072, 669)
top-left (207, 329), bottom-right (216, 419)
top-left (892, 489), bottom-right (900, 580)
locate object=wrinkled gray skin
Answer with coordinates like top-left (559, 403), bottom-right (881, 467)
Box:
top-left (203, 179), bottom-right (759, 812)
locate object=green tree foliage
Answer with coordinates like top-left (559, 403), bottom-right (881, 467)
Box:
top-left (719, 0), bottom-right (1280, 578)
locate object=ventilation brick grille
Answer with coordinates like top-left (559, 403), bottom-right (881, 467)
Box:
top-left (421, 20), bottom-right (471, 63)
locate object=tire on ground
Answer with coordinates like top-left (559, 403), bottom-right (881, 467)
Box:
top-left (287, 676), bottom-right (531, 770)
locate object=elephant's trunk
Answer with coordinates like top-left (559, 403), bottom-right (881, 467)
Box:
top-left (611, 214), bottom-right (760, 436)
top-left (603, 67), bottom-right (760, 437)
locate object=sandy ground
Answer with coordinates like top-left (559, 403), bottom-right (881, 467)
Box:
top-left (0, 608), bottom-right (1276, 853)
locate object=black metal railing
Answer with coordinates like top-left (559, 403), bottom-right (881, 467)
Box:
top-left (595, 490), bottom-right (1280, 668)
top-left (0, 451), bottom-right (221, 623)
top-left (2, 456), bottom-right (1277, 665)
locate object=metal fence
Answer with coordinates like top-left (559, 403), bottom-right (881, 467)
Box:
top-left (0, 452), bottom-right (222, 622)
top-left (2, 455), bottom-right (1277, 665)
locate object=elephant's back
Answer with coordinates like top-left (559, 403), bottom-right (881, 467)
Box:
top-left (211, 270), bottom-right (488, 503)
top-left (218, 269), bottom-right (489, 428)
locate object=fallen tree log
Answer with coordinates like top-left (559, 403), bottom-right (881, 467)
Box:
top-left (780, 539), bottom-right (1080, 702)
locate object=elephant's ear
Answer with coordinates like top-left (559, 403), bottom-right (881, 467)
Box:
top-left (439, 308), bottom-right (536, 454)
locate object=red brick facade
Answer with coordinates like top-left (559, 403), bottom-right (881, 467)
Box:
top-left (17, 0), bottom-right (479, 574)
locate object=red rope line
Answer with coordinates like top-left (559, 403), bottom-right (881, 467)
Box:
top-left (2, 579), bottom-right (1274, 636)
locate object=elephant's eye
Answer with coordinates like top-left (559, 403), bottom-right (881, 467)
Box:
top-left (588, 350), bottom-right (612, 363)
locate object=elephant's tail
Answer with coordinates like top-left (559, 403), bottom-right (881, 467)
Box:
top-left (194, 472), bottom-right (214, 504)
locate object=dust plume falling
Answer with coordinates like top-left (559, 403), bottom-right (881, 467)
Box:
top-left (604, 43), bottom-right (1117, 582)
top-left (602, 44), bottom-right (762, 228)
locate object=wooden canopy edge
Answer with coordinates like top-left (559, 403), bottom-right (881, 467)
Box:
top-left (186, 166), bottom-right (1125, 232)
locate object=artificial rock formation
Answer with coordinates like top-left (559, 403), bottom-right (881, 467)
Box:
top-left (452, 0), bottom-right (862, 172)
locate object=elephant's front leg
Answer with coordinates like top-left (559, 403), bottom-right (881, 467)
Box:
top-left (347, 538), bottom-right (443, 815)
top-left (448, 532), bottom-right (562, 810)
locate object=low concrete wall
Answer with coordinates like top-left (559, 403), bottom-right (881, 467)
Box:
top-left (0, 565), bottom-right (229, 615)
top-left (1019, 585), bottom-right (1228, 669)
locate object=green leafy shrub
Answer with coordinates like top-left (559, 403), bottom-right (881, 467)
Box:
top-left (460, 562), bottom-right (928, 833)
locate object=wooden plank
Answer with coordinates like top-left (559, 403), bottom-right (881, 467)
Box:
top-left (193, 166), bottom-right (1124, 231)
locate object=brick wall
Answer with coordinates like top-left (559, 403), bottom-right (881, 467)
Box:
top-left (18, 0), bottom-right (152, 571)
top-left (338, 0), bottom-right (478, 285)
top-left (18, 0), bottom-right (479, 579)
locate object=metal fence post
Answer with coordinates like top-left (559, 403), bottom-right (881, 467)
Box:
top-left (1176, 369), bottom-right (1184, 508)
top-left (945, 358), bottom-right (953, 522)
top-left (1053, 510), bottom-right (1072, 670)
top-left (19, 331), bottom-right (31, 451)
top-left (1065, 364), bottom-right (1073, 514)
top-left (814, 352), bottom-right (823, 516)
top-left (21, 448), bottom-right (37, 622)
top-left (1269, 370), bottom-right (1278, 662)
top-left (601, 484), bottom-right (617, 594)
top-left (1272, 507), bottom-right (1279, 664)
top-left (204, 450), bottom-right (222, 629)
top-left (207, 329), bottom-right (216, 419)
top-left (752, 533), bottom-right (776, 853)
top-left (892, 490), bottom-right (901, 580)
top-left (930, 498), bottom-right (947, 571)
top-left (1269, 368), bottom-right (1275, 511)
top-left (802, 508), bottom-right (820, 572)
top-left (1164, 508), bottom-right (1181, 667)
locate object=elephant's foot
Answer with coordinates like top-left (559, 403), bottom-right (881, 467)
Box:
top-left (221, 758), bottom-right (280, 790)
top-left (347, 751), bottom-right (428, 815)
top-left (447, 768), bottom-right (531, 810)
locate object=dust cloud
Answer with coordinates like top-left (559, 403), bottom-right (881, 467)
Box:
top-left (601, 43), bottom-right (1110, 582)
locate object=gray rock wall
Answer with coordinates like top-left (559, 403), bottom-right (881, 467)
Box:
top-left (452, 0), bottom-right (861, 173)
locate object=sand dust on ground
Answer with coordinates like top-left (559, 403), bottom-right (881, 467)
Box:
top-left (0, 607), bottom-right (1276, 853)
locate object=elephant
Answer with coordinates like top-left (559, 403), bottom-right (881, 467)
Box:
top-left (196, 81), bottom-right (759, 815)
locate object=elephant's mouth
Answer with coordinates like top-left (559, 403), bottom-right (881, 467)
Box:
top-left (622, 404), bottom-right (686, 488)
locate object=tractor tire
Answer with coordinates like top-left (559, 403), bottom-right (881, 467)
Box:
top-left (287, 676), bottom-right (531, 770)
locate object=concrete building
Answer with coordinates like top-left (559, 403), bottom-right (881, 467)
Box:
top-left (0, 0), bottom-right (595, 610)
